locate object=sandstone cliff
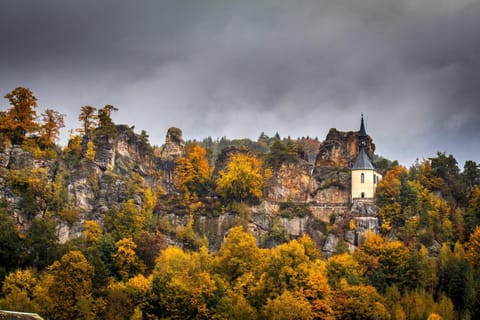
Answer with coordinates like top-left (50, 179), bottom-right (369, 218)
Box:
top-left (0, 124), bottom-right (380, 255)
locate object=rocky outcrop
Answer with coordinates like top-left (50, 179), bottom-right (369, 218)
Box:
top-left (322, 233), bottom-right (339, 256)
top-left (0, 123), bottom-right (381, 254)
top-left (265, 162), bottom-right (313, 202)
top-left (0, 145), bottom-right (60, 232)
top-left (315, 128), bottom-right (375, 168)
top-left (0, 310), bottom-right (44, 320)
top-left (159, 127), bottom-right (184, 162)
top-left (0, 125), bottom-right (173, 242)
top-left (309, 129), bottom-right (375, 201)
top-left (93, 125), bottom-right (155, 173)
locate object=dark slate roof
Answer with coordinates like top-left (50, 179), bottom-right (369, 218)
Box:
top-left (352, 147), bottom-right (375, 170)
top-left (359, 114), bottom-right (367, 138)
top-left (0, 311), bottom-right (44, 319)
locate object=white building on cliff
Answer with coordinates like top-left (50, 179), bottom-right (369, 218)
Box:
top-left (351, 115), bottom-right (382, 202)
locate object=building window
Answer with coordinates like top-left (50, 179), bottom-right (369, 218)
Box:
top-left (361, 192), bottom-right (365, 198)
top-left (361, 173), bottom-right (365, 184)
top-left (373, 174), bottom-right (377, 184)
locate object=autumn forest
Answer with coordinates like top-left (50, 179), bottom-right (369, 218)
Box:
top-left (0, 87), bottom-right (480, 319)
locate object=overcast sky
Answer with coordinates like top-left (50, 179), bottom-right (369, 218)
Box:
top-left (0, 0), bottom-right (479, 166)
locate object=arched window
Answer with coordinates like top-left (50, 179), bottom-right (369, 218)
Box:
top-left (361, 192), bottom-right (365, 198)
top-left (361, 173), bottom-right (365, 184)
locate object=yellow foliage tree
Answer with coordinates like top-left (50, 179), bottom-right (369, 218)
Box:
top-left (113, 237), bottom-right (145, 279)
top-left (66, 129), bottom-right (82, 156)
top-left (153, 246), bottom-right (218, 319)
top-left (104, 199), bottom-right (146, 238)
top-left (327, 252), bottom-right (366, 287)
top-left (417, 159), bottom-right (443, 191)
top-left (256, 238), bottom-right (333, 317)
top-left (38, 250), bottom-right (94, 320)
top-left (142, 187), bottom-right (157, 227)
top-left (334, 279), bottom-right (390, 320)
top-left (85, 139), bottom-right (96, 161)
top-left (375, 165), bottom-right (407, 232)
top-left (214, 289), bottom-right (257, 319)
top-left (83, 220), bottom-right (102, 243)
top-left (217, 226), bottom-right (263, 283)
top-left (355, 231), bottom-right (413, 292)
top-left (465, 226), bottom-right (480, 268)
top-left (262, 290), bottom-right (313, 320)
top-left (104, 274), bottom-right (153, 320)
top-left (0, 268), bottom-right (39, 313)
top-left (175, 144), bottom-right (212, 197)
top-left (216, 153), bottom-right (263, 202)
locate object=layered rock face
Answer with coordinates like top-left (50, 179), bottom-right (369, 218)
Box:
top-left (0, 123), bottom-right (380, 254)
top-left (262, 128), bottom-right (380, 254)
top-left (0, 146), bottom-right (59, 232)
top-left (159, 127), bottom-right (184, 161)
top-left (63, 126), bottom-right (175, 241)
top-left (0, 125), bottom-right (185, 242)
top-left (311, 129), bottom-right (374, 195)
top-left (265, 162), bottom-right (313, 203)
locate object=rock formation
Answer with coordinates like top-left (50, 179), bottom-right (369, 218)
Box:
top-left (0, 122), bottom-right (381, 254)
top-left (159, 127), bottom-right (184, 162)
top-left (265, 162), bottom-right (313, 203)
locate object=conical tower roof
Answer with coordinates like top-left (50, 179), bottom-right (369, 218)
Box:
top-left (352, 147), bottom-right (375, 170)
top-left (359, 113), bottom-right (367, 138)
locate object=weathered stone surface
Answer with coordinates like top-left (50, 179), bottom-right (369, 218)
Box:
top-left (266, 162), bottom-right (313, 202)
top-left (428, 240), bottom-right (442, 256)
top-left (7, 146), bottom-right (35, 169)
top-left (309, 185), bottom-right (350, 204)
top-left (322, 233), bottom-right (339, 257)
top-left (0, 146), bottom-right (11, 168)
top-left (354, 217), bottom-right (380, 233)
top-left (93, 135), bottom-right (115, 171)
top-left (194, 212), bottom-right (240, 250)
top-left (344, 230), bottom-right (356, 245)
top-left (159, 127), bottom-right (184, 161)
top-left (315, 128), bottom-right (375, 168)
top-left (309, 128), bottom-right (374, 203)
top-left (309, 204), bottom-right (348, 223)
top-left (279, 216), bottom-right (309, 237)
top-left (351, 200), bottom-right (378, 216)
top-left (0, 310), bottom-right (44, 319)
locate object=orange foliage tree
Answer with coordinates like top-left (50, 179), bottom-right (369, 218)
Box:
top-left (175, 144), bottom-right (213, 197)
top-left (78, 105), bottom-right (97, 136)
top-left (40, 109), bottom-right (65, 146)
top-left (3, 87), bottom-right (39, 145)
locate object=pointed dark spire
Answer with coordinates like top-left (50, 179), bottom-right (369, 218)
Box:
top-left (353, 114), bottom-right (376, 170)
top-left (359, 113), bottom-right (367, 138)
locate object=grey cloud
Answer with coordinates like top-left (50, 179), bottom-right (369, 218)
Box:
top-left (0, 0), bottom-right (479, 166)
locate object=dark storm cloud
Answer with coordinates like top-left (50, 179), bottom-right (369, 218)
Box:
top-left (0, 0), bottom-right (479, 166)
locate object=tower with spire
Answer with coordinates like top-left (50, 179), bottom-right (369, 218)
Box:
top-left (351, 114), bottom-right (382, 202)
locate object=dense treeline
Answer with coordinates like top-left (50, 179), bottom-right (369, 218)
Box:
top-left (0, 87), bottom-right (480, 319)
top-left (2, 221), bottom-right (480, 319)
